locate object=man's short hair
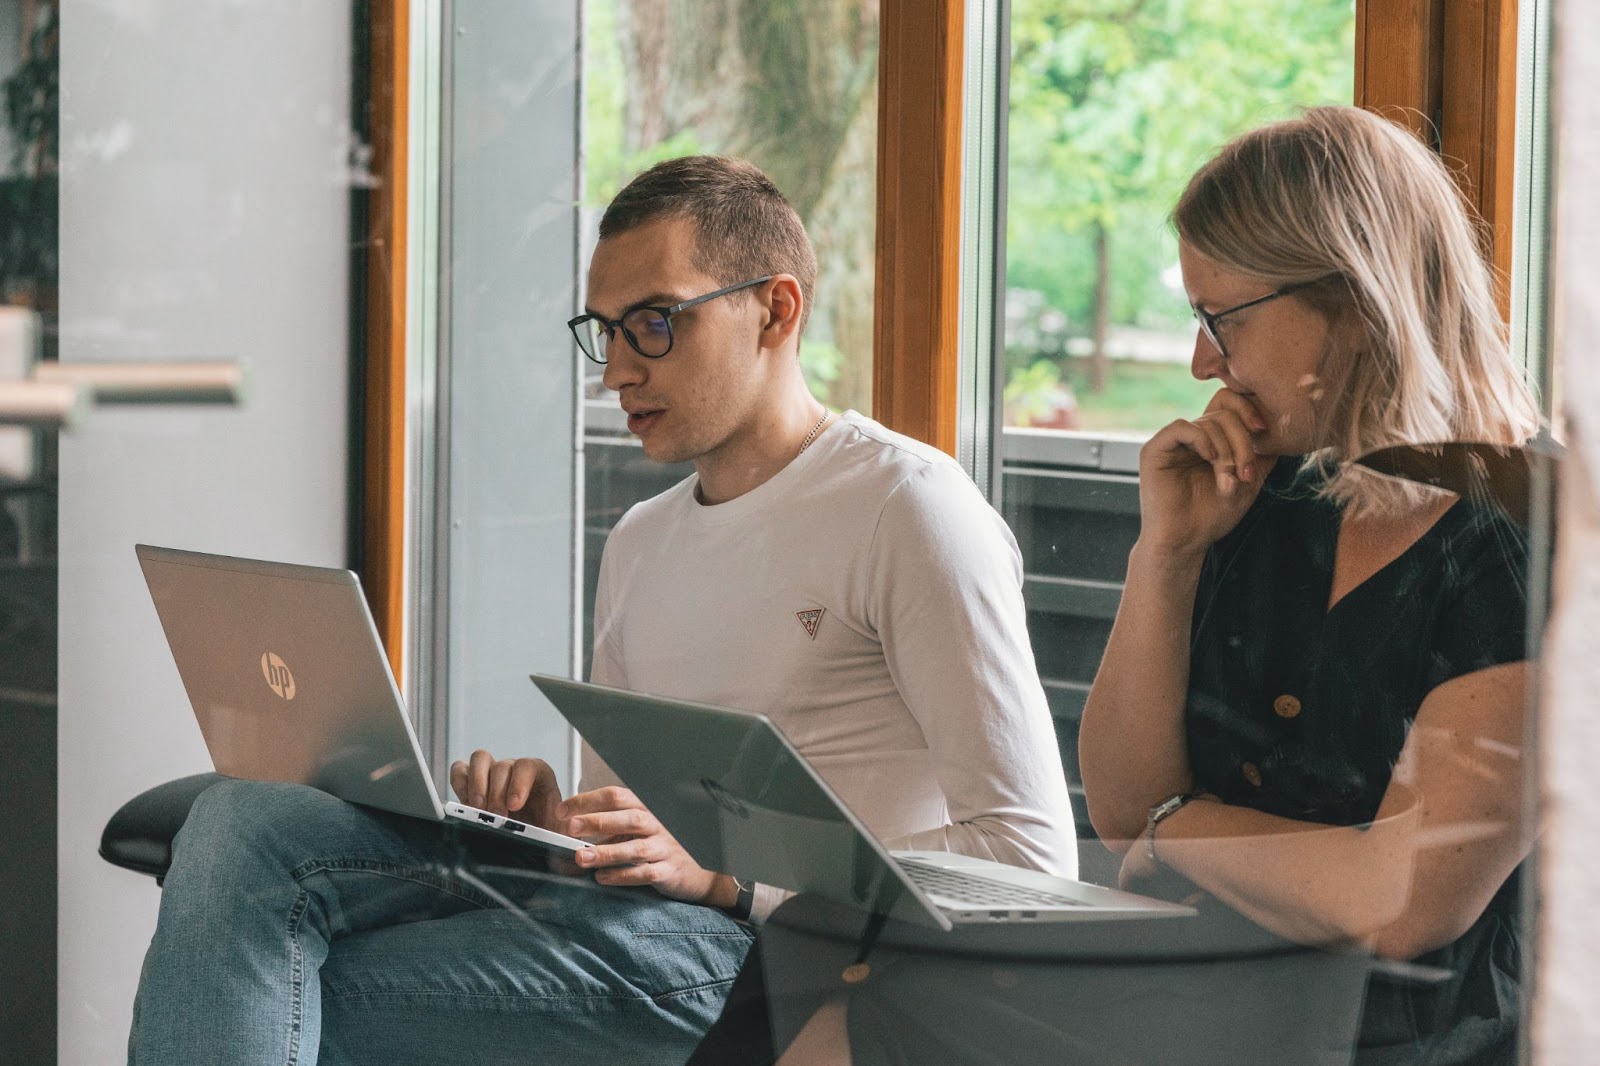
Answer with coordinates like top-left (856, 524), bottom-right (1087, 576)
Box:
top-left (600, 156), bottom-right (818, 334)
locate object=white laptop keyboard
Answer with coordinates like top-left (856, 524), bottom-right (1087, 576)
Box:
top-left (899, 858), bottom-right (1086, 908)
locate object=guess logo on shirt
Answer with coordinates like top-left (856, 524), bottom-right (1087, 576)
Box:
top-left (796, 608), bottom-right (824, 640)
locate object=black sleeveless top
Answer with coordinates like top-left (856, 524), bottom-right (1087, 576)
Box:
top-left (1187, 458), bottom-right (1529, 1064)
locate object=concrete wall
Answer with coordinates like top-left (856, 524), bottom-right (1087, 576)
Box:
top-left (57, 2), bottom-right (352, 1061)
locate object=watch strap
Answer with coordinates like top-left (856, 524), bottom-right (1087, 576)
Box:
top-left (1145, 791), bottom-right (1199, 864)
top-left (730, 876), bottom-right (756, 921)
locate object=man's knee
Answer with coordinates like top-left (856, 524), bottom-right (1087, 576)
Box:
top-left (176, 779), bottom-right (352, 865)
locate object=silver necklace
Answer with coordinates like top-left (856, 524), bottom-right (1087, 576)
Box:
top-left (798, 411), bottom-right (831, 455)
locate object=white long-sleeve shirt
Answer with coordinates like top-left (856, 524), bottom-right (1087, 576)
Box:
top-left (584, 411), bottom-right (1077, 912)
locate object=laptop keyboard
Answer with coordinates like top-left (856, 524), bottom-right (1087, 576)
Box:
top-left (899, 858), bottom-right (1086, 908)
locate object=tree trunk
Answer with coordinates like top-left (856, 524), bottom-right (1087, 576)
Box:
top-left (611, 0), bottom-right (879, 413)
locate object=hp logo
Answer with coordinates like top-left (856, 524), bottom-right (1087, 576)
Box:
top-left (261, 652), bottom-right (296, 700)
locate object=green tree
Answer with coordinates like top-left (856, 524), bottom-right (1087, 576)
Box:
top-left (585, 0), bottom-right (879, 413)
top-left (1007, 0), bottom-right (1354, 395)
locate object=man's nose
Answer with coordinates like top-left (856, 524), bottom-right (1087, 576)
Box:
top-left (601, 342), bottom-right (647, 392)
top-left (1191, 330), bottom-right (1225, 382)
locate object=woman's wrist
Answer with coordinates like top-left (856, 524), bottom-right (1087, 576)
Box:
top-left (1130, 538), bottom-right (1211, 572)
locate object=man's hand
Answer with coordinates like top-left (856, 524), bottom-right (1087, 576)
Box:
top-left (559, 786), bottom-right (731, 906)
top-left (449, 751), bottom-right (563, 831)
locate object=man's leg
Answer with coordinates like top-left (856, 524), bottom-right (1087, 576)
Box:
top-left (128, 779), bottom-right (512, 1065)
top-left (315, 878), bottom-right (754, 1066)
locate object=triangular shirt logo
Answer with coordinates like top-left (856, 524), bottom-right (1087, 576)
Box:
top-left (796, 608), bottom-right (824, 640)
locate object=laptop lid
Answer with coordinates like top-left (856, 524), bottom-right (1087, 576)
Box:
top-left (531, 673), bottom-right (956, 929)
top-left (136, 544), bottom-right (444, 822)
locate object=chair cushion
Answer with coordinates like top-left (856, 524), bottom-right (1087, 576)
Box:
top-left (99, 772), bottom-right (227, 880)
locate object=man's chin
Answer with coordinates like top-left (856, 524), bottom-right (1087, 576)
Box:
top-left (638, 437), bottom-right (692, 465)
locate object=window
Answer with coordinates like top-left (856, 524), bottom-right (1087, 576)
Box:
top-left (1003, 1), bottom-right (1355, 437)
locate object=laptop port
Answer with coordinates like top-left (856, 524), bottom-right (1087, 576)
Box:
top-left (477, 812), bottom-right (495, 824)
top-left (1019, 911), bottom-right (1037, 919)
top-left (504, 821), bottom-right (526, 834)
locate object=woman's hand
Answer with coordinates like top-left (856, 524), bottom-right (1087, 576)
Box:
top-left (1136, 389), bottom-right (1272, 557)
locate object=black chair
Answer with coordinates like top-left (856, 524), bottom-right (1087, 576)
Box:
top-left (98, 772), bottom-right (225, 883)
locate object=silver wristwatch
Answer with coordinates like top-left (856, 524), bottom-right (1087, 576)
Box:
top-left (1145, 791), bottom-right (1198, 865)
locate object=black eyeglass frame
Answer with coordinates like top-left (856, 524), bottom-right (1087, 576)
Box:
top-left (567, 274), bottom-right (776, 365)
top-left (1192, 276), bottom-right (1338, 360)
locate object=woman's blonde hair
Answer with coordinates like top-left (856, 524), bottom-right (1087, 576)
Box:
top-left (1173, 105), bottom-right (1540, 517)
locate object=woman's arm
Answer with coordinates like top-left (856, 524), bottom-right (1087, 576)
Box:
top-left (1080, 392), bottom-right (1270, 844)
top-left (1136, 661), bottom-right (1531, 957)
top-left (1078, 544), bottom-right (1206, 845)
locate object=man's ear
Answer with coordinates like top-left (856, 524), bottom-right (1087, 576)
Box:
top-left (757, 274), bottom-right (805, 352)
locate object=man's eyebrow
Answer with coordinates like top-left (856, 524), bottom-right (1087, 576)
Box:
top-left (583, 291), bottom-right (680, 318)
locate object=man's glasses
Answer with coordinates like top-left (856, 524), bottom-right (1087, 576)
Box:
top-left (1192, 277), bottom-right (1335, 361)
top-left (568, 275), bottom-right (775, 365)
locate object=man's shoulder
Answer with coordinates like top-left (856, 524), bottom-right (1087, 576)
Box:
top-left (833, 411), bottom-right (956, 470)
top-left (825, 412), bottom-right (969, 494)
top-left (608, 470), bottom-right (698, 539)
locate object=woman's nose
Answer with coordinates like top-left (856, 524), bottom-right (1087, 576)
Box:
top-left (1191, 330), bottom-right (1225, 381)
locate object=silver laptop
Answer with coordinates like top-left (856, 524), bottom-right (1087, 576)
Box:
top-left (136, 544), bottom-right (587, 855)
top-left (530, 674), bottom-right (1193, 931)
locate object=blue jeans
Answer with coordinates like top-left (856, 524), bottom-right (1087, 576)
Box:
top-left (128, 780), bottom-right (754, 1065)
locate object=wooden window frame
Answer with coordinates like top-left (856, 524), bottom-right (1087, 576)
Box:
top-left (356, 2), bottom-right (1522, 659)
top-left (356, 0), bottom-right (409, 676)
top-left (1356, 0), bottom-right (1521, 311)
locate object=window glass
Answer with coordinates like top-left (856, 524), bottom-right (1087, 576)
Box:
top-left (1003, 0), bottom-right (1354, 436)
top-left (578, 0), bottom-right (879, 677)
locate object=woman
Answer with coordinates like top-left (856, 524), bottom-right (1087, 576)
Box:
top-left (695, 105), bottom-right (1540, 1066)
top-left (1076, 103), bottom-right (1538, 1063)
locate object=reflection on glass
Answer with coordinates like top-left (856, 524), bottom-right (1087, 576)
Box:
top-left (1003, 0), bottom-right (1353, 434)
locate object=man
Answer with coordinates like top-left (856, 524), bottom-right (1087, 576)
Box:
top-left (129, 156), bottom-right (1073, 1065)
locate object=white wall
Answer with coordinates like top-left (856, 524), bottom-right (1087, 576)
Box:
top-left (1539, 2), bottom-right (1600, 1060)
top-left (57, 2), bottom-right (352, 1062)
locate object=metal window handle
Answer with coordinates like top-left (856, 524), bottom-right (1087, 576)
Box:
top-left (31, 360), bottom-right (248, 406)
top-left (0, 380), bottom-right (90, 429)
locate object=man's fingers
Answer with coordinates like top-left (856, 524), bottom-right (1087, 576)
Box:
top-left (466, 749), bottom-right (495, 806)
top-left (576, 836), bottom-right (665, 869)
top-left (486, 759), bottom-right (514, 815)
top-left (448, 760), bottom-right (468, 801)
top-left (557, 786), bottom-right (642, 818)
top-left (526, 763), bottom-right (563, 827)
top-left (506, 758), bottom-right (554, 817)
top-left (567, 807), bottom-right (655, 840)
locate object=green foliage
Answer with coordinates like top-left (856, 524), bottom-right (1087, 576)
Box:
top-left (799, 337), bottom-right (844, 389)
top-left (1006, 0), bottom-right (1357, 411)
top-left (1066, 358), bottom-right (1220, 432)
top-left (1005, 359), bottom-right (1071, 426)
